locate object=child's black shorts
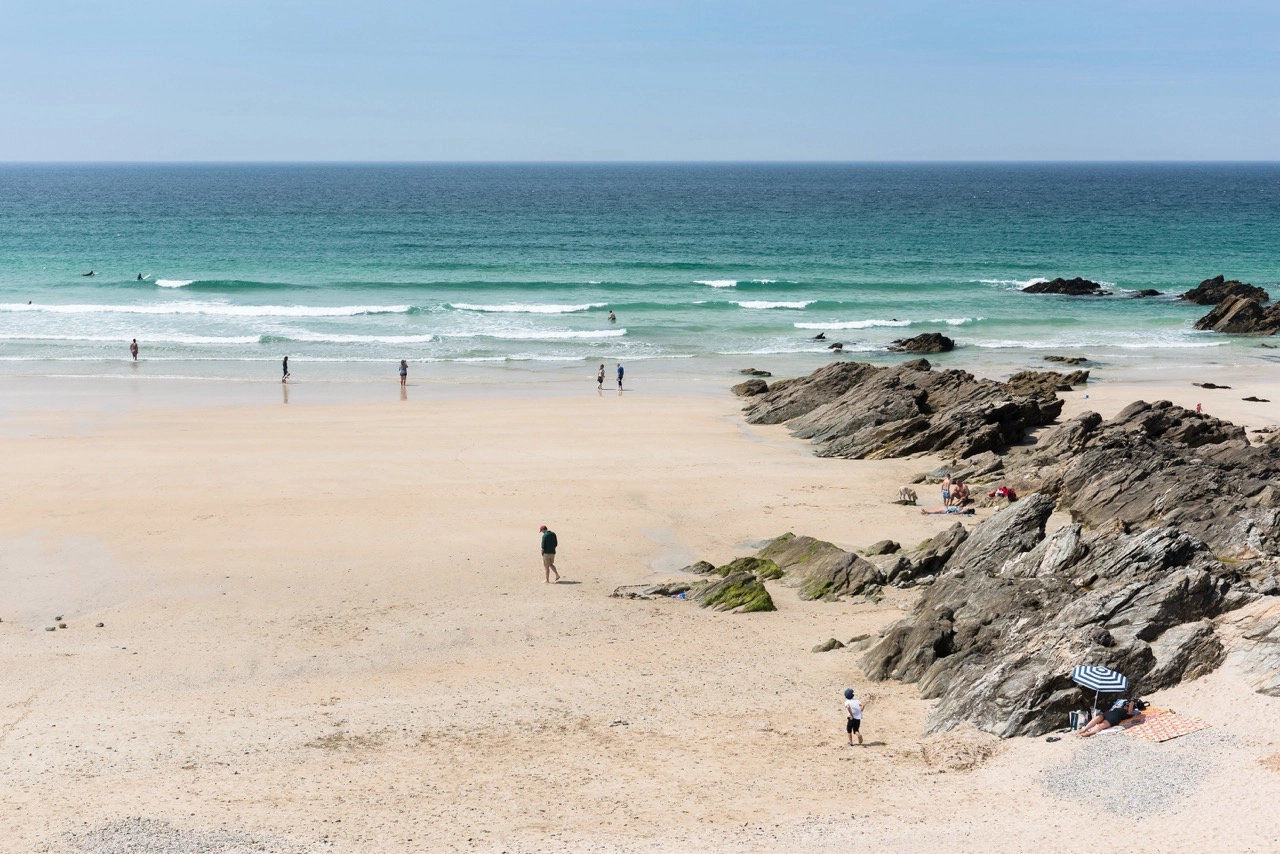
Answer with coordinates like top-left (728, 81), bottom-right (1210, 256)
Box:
top-left (846, 718), bottom-right (861, 734)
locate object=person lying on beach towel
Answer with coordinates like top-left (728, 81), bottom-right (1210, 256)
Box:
top-left (921, 506), bottom-right (975, 515)
top-left (1078, 698), bottom-right (1147, 737)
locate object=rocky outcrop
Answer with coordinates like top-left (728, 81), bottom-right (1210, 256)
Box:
top-left (742, 360), bottom-right (1064, 460)
top-left (1024, 277), bottom-right (1111, 296)
top-left (1194, 295), bottom-right (1280, 334)
top-left (1022, 401), bottom-right (1280, 562)
top-left (739, 368), bottom-right (772, 377)
top-left (889, 333), bottom-right (954, 354)
top-left (1005, 370), bottom-right (1088, 396)
top-left (1133, 289), bottom-right (1162, 298)
top-left (861, 496), bottom-right (1255, 737)
top-left (1044, 355), bottom-right (1087, 365)
top-left (1181, 275), bottom-right (1269, 306)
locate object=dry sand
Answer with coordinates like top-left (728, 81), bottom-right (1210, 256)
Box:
top-left (2, 371), bottom-right (1278, 853)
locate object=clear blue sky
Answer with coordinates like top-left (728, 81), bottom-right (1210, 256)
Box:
top-left (3, 0), bottom-right (1277, 161)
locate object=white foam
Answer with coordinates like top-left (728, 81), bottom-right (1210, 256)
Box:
top-left (794, 319), bottom-right (912, 330)
top-left (932, 317), bottom-right (981, 326)
top-left (155, 279), bottom-right (195, 288)
top-left (445, 329), bottom-right (627, 340)
top-left (0, 302), bottom-right (411, 317)
top-left (450, 303), bottom-right (606, 314)
top-left (980, 277), bottom-right (1049, 289)
top-left (272, 332), bottom-right (435, 344)
top-left (0, 333), bottom-right (259, 345)
top-left (695, 280), bottom-right (737, 288)
top-left (718, 345), bottom-right (879, 355)
top-left (735, 300), bottom-right (813, 310)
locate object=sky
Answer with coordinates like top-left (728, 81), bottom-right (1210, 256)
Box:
top-left (2, 0), bottom-right (1277, 161)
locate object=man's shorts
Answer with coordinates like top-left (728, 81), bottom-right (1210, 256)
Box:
top-left (542, 553), bottom-right (556, 568)
top-left (846, 718), bottom-right (861, 734)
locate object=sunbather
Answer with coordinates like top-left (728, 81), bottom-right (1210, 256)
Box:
top-left (1078, 697), bottom-right (1144, 737)
top-left (921, 506), bottom-right (975, 515)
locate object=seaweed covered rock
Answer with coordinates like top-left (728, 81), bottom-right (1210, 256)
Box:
top-left (757, 533), bottom-right (883, 599)
top-left (742, 359), bottom-right (1063, 460)
top-left (1024, 277), bottom-right (1110, 296)
top-left (690, 570), bottom-right (775, 613)
top-left (1181, 275), bottom-right (1269, 306)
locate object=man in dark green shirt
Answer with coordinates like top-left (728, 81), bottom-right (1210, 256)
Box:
top-left (538, 525), bottom-right (560, 583)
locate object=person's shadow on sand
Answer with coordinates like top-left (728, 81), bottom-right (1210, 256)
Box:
top-left (551, 580), bottom-right (582, 585)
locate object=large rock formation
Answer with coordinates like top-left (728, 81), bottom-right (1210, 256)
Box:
top-left (1181, 275), bottom-right (1269, 306)
top-left (742, 360), bottom-right (1070, 460)
top-left (861, 495), bottom-right (1253, 737)
top-left (1021, 401), bottom-right (1280, 564)
top-left (889, 332), bottom-right (954, 354)
top-left (1024, 277), bottom-right (1111, 296)
top-left (1193, 295), bottom-right (1280, 334)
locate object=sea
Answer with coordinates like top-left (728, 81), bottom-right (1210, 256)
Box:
top-left (1, 163), bottom-right (1278, 385)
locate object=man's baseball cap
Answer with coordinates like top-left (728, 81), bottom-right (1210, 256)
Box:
top-left (538, 525), bottom-right (547, 531)
top-left (844, 688), bottom-right (855, 699)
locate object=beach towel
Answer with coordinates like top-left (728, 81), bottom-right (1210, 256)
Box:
top-left (1122, 711), bottom-right (1212, 743)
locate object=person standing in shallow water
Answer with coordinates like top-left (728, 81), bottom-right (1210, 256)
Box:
top-left (399, 359), bottom-right (408, 388)
top-left (129, 339), bottom-right (138, 361)
top-left (282, 356), bottom-right (290, 383)
top-left (596, 363), bottom-right (605, 392)
top-left (538, 525), bottom-right (560, 583)
top-left (616, 362), bottom-right (624, 391)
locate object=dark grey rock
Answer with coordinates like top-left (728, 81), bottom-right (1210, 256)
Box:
top-left (731, 379), bottom-right (769, 397)
top-left (1181, 275), bottom-right (1269, 306)
top-left (863, 539), bottom-right (901, 556)
top-left (1024, 277), bottom-right (1111, 296)
top-left (739, 368), bottom-right (772, 377)
top-left (889, 333), bottom-right (955, 354)
top-left (812, 638), bottom-right (846, 653)
top-left (1194, 295), bottom-right (1280, 334)
top-left (743, 360), bottom-right (1064, 460)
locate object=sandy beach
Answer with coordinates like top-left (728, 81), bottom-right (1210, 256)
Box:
top-left (3, 364), bottom-right (1279, 853)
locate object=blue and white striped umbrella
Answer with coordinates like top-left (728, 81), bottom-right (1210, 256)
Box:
top-left (1071, 665), bottom-right (1129, 694)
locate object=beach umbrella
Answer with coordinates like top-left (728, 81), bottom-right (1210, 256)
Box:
top-left (1071, 665), bottom-right (1129, 716)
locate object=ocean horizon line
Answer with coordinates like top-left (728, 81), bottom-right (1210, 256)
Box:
top-left (2, 159), bottom-right (1280, 167)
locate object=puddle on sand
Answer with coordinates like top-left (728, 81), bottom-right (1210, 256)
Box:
top-left (0, 531), bottom-right (129, 627)
top-left (640, 527), bottom-right (696, 573)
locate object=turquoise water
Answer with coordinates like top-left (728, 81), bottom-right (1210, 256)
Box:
top-left (1, 163), bottom-right (1277, 381)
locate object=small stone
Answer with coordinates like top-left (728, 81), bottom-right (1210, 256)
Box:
top-left (45, 626), bottom-right (55, 632)
top-left (58, 623), bottom-right (67, 629)
top-left (96, 622), bottom-right (105, 628)
top-left (811, 638), bottom-right (845, 653)
top-left (54, 615), bottom-right (63, 621)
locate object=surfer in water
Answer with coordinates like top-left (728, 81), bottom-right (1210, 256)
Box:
top-left (607, 310), bottom-right (616, 323)
top-left (82, 270), bottom-right (96, 277)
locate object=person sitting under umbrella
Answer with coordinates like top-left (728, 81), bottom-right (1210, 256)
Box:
top-left (1078, 697), bottom-right (1146, 737)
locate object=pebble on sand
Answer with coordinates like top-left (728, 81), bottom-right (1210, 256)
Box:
top-left (96, 622), bottom-right (105, 628)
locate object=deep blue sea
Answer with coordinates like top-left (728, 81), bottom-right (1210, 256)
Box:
top-left (1, 163), bottom-right (1277, 382)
